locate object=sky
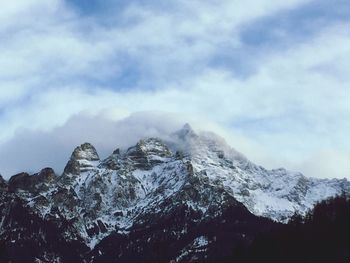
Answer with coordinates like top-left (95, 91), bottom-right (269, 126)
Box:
top-left (0, 0), bottom-right (350, 179)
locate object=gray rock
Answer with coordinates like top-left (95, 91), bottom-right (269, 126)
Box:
top-left (63, 142), bottom-right (100, 175)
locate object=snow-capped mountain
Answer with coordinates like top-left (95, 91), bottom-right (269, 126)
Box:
top-left (0, 124), bottom-right (349, 262)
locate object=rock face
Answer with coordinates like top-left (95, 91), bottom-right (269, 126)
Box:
top-left (63, 142), bottom-right (100, 175)
top-left (0, 175), bottom-right (7, 190)
top-left (8, 168), bottom-right (56, 194)
top-left (126, 138), bottom-right (172, 169)
top-left (0, 124), bottom-right (349, 262)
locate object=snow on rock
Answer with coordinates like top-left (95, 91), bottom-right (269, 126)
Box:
top-left (8, 124), bottom-right (350, 249)
top-left (63, 143), bottom-right (100, 175)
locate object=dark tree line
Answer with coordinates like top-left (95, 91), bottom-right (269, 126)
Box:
top-left (221, 193), bottom-right (350, 263)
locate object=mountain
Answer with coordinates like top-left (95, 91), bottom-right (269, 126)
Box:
top-left (0, 124), bottom-right (349, 262)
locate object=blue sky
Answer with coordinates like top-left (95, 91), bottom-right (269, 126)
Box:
top-left (0, 0), bottom-right (350, 179)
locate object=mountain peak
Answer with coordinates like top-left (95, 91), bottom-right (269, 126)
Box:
top-left (37, 167), bottom-right (56, 181)
top-left (174, 123), bottom-right (197, 140)
top-left (126, 138), bottom-right (172, 169)
top-left (0, 174), bottom-right (7, 190)
top-left (183, 123), bottom-right (192, 130)
top-left (7, 168), bottom-right (56, 193)
top-left (63, 142), bottom-right (100, 175)
top-left (71, 142), bottom-right (100, 161)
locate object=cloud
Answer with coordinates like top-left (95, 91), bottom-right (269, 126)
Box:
top-left (1, 111), bottom-right (349, 181)
top-left (297, 149), bottom-right (350, 179)
top-left (0, 0), bottom-right (312, 141)
top-left (1, 0), bottom-right (350, 179)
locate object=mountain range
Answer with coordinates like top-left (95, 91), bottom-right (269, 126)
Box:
top-left (0, 124), bottom-right (349, 262)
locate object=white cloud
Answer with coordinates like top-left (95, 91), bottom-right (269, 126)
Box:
top-left (1, 0), bottom-right (350, 180)
top-left (297, 149), bottom-right (350, 179)
top-left (0, 0), bottom-right (313, 139)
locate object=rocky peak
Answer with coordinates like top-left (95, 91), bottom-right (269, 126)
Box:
top-left (112, 148), bottom-right (120, 155)
top-left (100, 148), bottom-right (122, 170)
top-left (126, 138), bottom-right (172, 169)
top-left (174, 123), bottom-right (197, 141)
top-left (0, 175), bottom-right (7, 190)
top-left (138, 138), bottom-right (172, 157)
top-left (7, 168), bottom-right (56, 193)
top-left (63, 143), bottom-right (100, 175)
top-left (71, 143), bottom-right (100, 162)
top-left (8, 172), bottom-right (31, 192)
top-left (36, 167), bottom-right (56, 181)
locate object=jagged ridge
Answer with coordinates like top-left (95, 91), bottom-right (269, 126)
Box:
top-left (0, 124), bottom-right (349, 262)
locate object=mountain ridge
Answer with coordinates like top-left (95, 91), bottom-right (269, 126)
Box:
top-left (0, 124), bottom-right (349, 262)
